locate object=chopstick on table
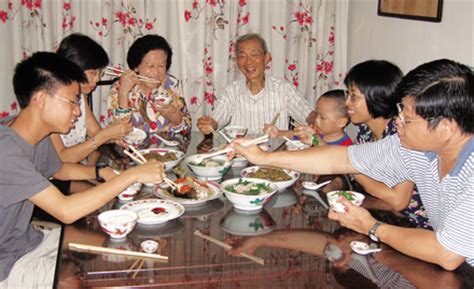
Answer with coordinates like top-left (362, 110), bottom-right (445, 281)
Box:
top-left (69, 243), bottom-right (168, 262)
top-left (194, 230), bottom-right (264, 265)
top-left (123, 148), bottom-right (178, 190)
top-left (104, 66), bottom-right (161, 85)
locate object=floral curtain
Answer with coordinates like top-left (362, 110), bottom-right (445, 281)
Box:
top-left (0, 0), bottom-right (348, 130)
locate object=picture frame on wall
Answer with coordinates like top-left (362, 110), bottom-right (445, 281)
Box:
top-left (378, 0), bottom-right (443, 22)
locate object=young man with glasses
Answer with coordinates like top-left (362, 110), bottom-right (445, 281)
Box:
top-left (0, 52), bottom-right (165, 287)
top-left (232, 59), bottom-right (473, 271)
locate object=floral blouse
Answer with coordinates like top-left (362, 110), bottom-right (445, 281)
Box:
top-left (355, 118), bottom-right (432, 229)
top-left (108, 74), bottom-right (191, 144)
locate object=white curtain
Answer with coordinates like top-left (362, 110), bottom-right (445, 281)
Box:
top-left (0, 0), bottom-right (348, 130)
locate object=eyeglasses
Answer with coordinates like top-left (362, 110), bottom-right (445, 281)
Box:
top-left (344, 90), bottom-right (363, 103)
top-left (49, 93), bottom-right (80, 108)
top-left (85, 69), bottom-right (105, 79)
top-left (396, 103), bottom-right (434, 126)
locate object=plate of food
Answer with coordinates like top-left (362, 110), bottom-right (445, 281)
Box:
top-left (153, 176), bottom-right (223, 206)
top-left (120, 199), bottom-right (185, 225)
top-left (139, 148), bottom-right (185, 172)
top-left (240, 166), bottom-right (300, 191)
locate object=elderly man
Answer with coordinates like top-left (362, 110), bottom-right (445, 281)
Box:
top-left (232, 59), bottom-right (473, 270)
top-left (197, 33), bottom-right (316, 135)
top-left (0, 52), bottom-right (165, 287)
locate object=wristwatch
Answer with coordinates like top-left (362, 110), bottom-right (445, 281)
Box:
top-left (95, 164), bottom-right (106, 183)
top-left (369, 221), bottom-right (383, 242)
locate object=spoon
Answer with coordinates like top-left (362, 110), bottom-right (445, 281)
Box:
top-left (302, 180), bottom-right (332, 190)
top-left (350, 241), bottom-right (382, 255)
top-left (301, 189), bottom-right (329, 209)
top-left (153, 134), bottom-right (179, 146)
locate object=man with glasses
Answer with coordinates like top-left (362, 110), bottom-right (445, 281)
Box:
top-left (0, 52), bottom-right (165, 287)
top-left (232, 59), bottom-right (473, 270)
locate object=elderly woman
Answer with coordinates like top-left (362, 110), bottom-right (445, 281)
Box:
top-left (108, 34), bottom-right (191, 143)
top-left (344, 60), bottom-right (430, 229)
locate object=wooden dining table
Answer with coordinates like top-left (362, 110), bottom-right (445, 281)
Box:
top-left (54, 132), bottom-right (473, 289)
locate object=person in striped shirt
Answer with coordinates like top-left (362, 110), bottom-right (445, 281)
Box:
top-left (231, 59), bottom-right (473, 270)
top-left (197, 33), bottom-right (316, 135)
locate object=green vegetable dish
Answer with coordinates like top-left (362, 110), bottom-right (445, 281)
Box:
top-left (337, 191), bottom-right (355, 201)
top-left (225, 179), bottom-right (272, 196)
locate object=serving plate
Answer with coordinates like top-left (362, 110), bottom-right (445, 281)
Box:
top-left (120, 199), bottom-right (184, 225)
top-left (153, 181), bottom-right (222, 206)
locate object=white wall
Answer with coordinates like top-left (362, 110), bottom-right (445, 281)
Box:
top-left (347, 0), bottom-right (473, 73)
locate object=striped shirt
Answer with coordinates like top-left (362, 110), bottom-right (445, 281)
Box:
top-left (210, 75), bottom-right (313, 134)
top-left (348, 135), bottom-right (474, 266)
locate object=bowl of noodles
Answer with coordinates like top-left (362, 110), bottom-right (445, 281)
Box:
top-left (240, 166), bottom-right (300, 191)
top-left (221, 178), bottom-right (278, 212)
top-left (185, 155), bottom-right (232, 181)
top-left (138, 148), bottom-right (185, 172)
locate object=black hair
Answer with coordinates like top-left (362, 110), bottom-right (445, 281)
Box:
top-left (319, 89), bottom-right (348, 118)
top-left (13, 52), bottom-right (87, 108)
top-left (397, 59), bottom-right (474, 134)
top-left (344, 60), bottom-right (403, 119)
top-left (57, 33), bottom-right (109, 71)
top-left (127, 34), bottom-right (173, 71)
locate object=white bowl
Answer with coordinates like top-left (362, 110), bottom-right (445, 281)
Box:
top-left (219, 208), bottom-right (276, 236)
top-left (326, 190), bottom-right (365, 213)
top-left (138, 148), bottom-right (185, 172)
top-left (98, 210), bottom-right (138, 239)
top-left (124, 127), bottom-right (147, 146)
top-left (240, 166), bottom-right (300, 191)
top-left (232, 156), bottom-right (248, 168)
top-left (222, 125), bottom-right (247, 140)
top-left (154, 91), bottom-right (173, 105)
top-left (185, 155), bottom-right (232, 181)
top-left (117, 182), bottom-right (142, 201)
top-left (221, 178), bottom-right (278, 212)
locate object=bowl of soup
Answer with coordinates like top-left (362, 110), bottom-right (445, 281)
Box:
top-left (326, 190), bottom-right (365, 213)
top-left (185, 155), bottom-right (232, 181)
top-left (221, 178), bottom-right (278, 212)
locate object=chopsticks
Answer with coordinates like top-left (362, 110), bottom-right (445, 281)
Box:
top-left (270, 112), bottom-right (280, 126)
top-left (123, 146), bottom-right (178, 190)
top-left (69, 243), bottom-right (168, 262)
top-left (209, 125), bottom-right (232, 144)
top-left (194, 230), bottom-right (264, 265)
top-left (193, 134), bottom-right (269, 163)
top-left (105, 66), bottom-right (161, 85)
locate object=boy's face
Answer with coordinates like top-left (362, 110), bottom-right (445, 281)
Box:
top-left (41, 82), bottom-right (81, 134)
top-left (314, 98), bottom-right (348, 135)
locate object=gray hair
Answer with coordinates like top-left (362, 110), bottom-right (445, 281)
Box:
top-left (235, 33), bottom-right (268, 56)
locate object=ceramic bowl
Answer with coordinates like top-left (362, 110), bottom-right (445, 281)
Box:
top-left (185, 155), bottom-right (232, 181)
top-left (326, 190), bottom-right (365, 213)
top-left (124, 127), bottom-right (147, 146)
top-left (222, 125), bottom-right (247, 140)
top-left (220, 208), bottom-right (276, 236)
top-left (117, 182), bottom-right (142, 201)
top-left (138, 148), bottom-right (185, 172)
top-left (286, 139), bottom-right (311, 151)
top-left (240, 166), bottom-right (300, 191)
top-left (221, 178), bottom-right (278, 212)
top-left (98, 210), bottom-right (138, 239)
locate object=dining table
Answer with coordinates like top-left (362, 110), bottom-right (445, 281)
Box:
top-left (54, 132), bottom-right (473, 289)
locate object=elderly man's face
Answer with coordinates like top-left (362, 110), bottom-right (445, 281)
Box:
top-left (396, 97), bottom-right (444, 151)
top-left (236, 38), bottom-right (270, 83)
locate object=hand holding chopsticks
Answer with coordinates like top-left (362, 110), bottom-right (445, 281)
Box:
top-left (194, 230), bottom-right (264, 265)
top-left (104, 66), bottom-right (160, 85)
top-left (192, 135), bottom-right (269, 164)
top-left (123, 145), bottom-right (178, 190)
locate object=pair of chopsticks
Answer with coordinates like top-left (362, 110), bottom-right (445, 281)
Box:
top-left (264, 112), bottom-right (280, 136)
top-left (193, 134), bottom-right (269, 163)
top-left (123, 145), bottom-right (178, 190)
top-left (69, 243), bottom-right (168, 261)
top-left (209, 125), bottom-right (232, 144)
top-left (194, 230), bottom-right (264, 265)
top-left (104, 66), bottom-right (161, 85)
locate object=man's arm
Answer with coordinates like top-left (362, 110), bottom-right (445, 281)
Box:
top-left (232, 142), bottom-right (357, 175)
top-left (30, 160), bottom-right (164, 224)
top-left (53, 163), bottom-right (117, 181)
top-left (329, 198), bottom-right (465, 271)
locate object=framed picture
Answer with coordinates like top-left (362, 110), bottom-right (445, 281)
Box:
top-left (378, 0), bottom-right (443, 22)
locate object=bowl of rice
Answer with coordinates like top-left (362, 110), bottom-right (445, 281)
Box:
top-left (98, 210), bottom-right (137, 239)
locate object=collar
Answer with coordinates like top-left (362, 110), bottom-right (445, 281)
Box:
top-left (424, 136), bottom-right (474, 176)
